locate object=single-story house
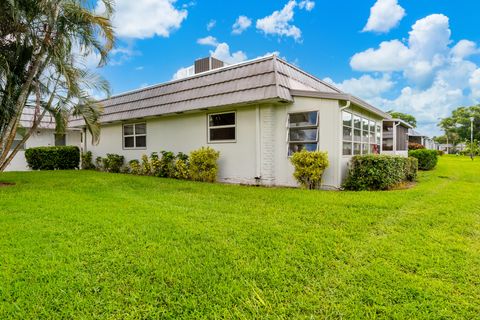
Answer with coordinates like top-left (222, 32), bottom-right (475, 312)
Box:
top-left (7, 55), bottom-right (398, 189)
top-left (4, 108), bottom-right (81, 171)
top-left (408, 129), bottom-right (436, 150)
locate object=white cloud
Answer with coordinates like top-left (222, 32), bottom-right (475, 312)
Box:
top-left (325, 74), bottom-right (395, 99)
top-left (232, 16), bottom-right (252, 35)
top-left (135, 66), bottom-right (144, 71)
top-left (197, 36), bottom-right (219, 46)
top-left (346, 13), bottom-right (480, 135)
top-left (350, 40), bottom-right (412, 72)
top-left (363, 0), bottom-right (405, 33)
top-left (172, 65), bottom-right (194, 80)
top-left (210, 43), bottom-right (247, 64)
top-left (469, 69), bottom-right (480, 100)
top-left (256, 1), bottom-right (302, 41)
top-left (352, 14), bottom-right (457, 86)
top-left (452, 40), bottom-right (480, 59)
top-left (207, 19), bottom-right (216, 31)
top-left (95, 0), bottom-right (187, 39)
top-left (299, 0), bottom-right (315, 11)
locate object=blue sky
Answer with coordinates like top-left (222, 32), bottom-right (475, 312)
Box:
top-left (86, 0), bottom-right (480, 135)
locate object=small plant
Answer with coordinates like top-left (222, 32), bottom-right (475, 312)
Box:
top-left (102, 154), bottom-right (125, 173)
top-left (189, 147), bottom-right (220, 182)
top-left (129, 159), bottom-right (142, 175)
top-left (408, 142), bottom-right (425, 150)
top-left (81, 151), bottom-right (95, 170)
top-left (408, 149), bottom-right (438, 170)
top-left (174, 156), bottom-right (190, 180)
top-left (141, 154), bottom-right (152, 175)
top-left (290, 150), bottom-right (329, 189)
top-left (159, 150), bottom-right (176, 178)
top-left (437, 150), bottom-right (445, 156)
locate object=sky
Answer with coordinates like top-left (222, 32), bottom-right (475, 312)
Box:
top-left (84, 0), bottom-right (480, 136)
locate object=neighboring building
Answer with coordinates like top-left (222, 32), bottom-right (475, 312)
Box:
top-left (4, 108), bottom-right (81, 171)
top-left (438, 143), bottom-right (454, 154)
top-left (408, 129), bottom-right (436, 149)
top-left (382, 119), bottom-right (412, 157)
top-left (68, 55), bottom-right (391, 189)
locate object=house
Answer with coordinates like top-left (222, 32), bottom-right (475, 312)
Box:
top-left (7, 55), bottom-right (397, 189)
top-left (67, 55), bottom-right (392, 189)
top-left (382, 119), bottom-right (412, 156)
top-left (408, 129), bottom-right (436, 149)
top-left (5, 108), bottom-right (81, 171)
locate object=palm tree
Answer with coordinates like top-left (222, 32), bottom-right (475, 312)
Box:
top-left (0, 0), bottom-right (115, 171)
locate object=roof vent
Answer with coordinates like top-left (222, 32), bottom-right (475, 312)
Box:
top-left (194, 56), bottom-right (225, 74)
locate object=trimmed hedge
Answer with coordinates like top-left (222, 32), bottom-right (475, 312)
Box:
top-left (343, 155), bottom-right (418, 191)
top-left (408, 149), bottom-right (438, 170)
top-left (25, 146), bottom-right (80, 170)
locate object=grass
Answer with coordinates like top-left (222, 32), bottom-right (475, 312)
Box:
top-left (0, 156), bottom-right (479, 319)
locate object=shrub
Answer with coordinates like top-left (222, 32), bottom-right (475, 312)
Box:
top-left (174, 158), bottom-right (190, 180)
top-left (102, 154), bottom-right (125, 173)
top-left (289, 150), bottom-right (329, 189)
top-left (141, 154), bottom-right (152, 175)
top-left (95, 156), bottom-right (103, 170)
top-left (408, 142), bottom-right (425, 150)
top-left (25, 146), bottom-right (80, 170)
top-left (128, 159), bottom-right (142, 175)
top-left (159, 151), bottom-right (176, 178)
top-left (408, 149), bottom-right (438, 170)
top-left (81, 151), bottom-right (95, 170)
top-left (189, 147), bottom-right (220, 182)
top-left (404, 157), bottom-right (418, 182)
top-left (343, 155), bottom-right (415, 191)
top-left (437, 150), bottom-right (445, 156)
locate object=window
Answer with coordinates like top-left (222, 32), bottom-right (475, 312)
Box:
top-left (123, 123), bottom-right (146, 149)
top-left (11, 134), bottom-right (25, 151)
top-left (54, 134), bottom-right (66, 146)
top-left (208, 112), bottom-right (236, 142)
top-left (342, 111), bottom-right (380, 156)
top-left (288, 111), bottom-right (318, 155)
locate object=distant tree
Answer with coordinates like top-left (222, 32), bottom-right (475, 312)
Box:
top-left (438, 105), bottom-right (480, 143)
top-left (387, 111), bottom-right (417, 128)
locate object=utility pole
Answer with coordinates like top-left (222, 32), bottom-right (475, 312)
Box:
top-left (471, 116), bottom-right (475, 161)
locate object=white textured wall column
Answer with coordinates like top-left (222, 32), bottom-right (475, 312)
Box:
top-left (260, 104), bottom-right (276, 185)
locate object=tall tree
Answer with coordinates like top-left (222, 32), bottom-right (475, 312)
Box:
top-left (0, 0), bottom-right (115, 172)
top-left (438, 105), bottom-right (480, 143)
top-left (387, 111), bottom-right (417, 128)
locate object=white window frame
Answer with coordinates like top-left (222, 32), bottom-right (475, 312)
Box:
top-left (123, 122), bottom-right (147, 149)
top-left (342, 111), bottom-right (380, 157)
top-left (207, 111), bottom-right (236, 143)
top-left (287, 110), bottom-right (319, 156)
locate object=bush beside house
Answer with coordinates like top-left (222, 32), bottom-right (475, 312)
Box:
top-left (343, 155), bottom-right (418, 191)
top-left (408, 149), bottom-right (438, 170)
top-left (92, 147), bottom-right (219, 183)
top-left (25, 146), bottom-right (80, 170)
top-left (290, 150), bottom-right (329, 189)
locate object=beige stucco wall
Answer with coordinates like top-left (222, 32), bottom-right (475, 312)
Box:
top-left (5, 129), bottom-right (82, 171)
top-left (84, 97), bottom-right (352, 188)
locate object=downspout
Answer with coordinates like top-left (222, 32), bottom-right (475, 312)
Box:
top-left (255, 105), bottom-right (262, 183)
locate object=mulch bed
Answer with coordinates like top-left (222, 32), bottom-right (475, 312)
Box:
top-left (0, 182), bottom-right (15, 187)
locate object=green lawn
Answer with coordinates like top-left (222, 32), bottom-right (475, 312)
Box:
top-left (0, 156), bottom-right (479, 319)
